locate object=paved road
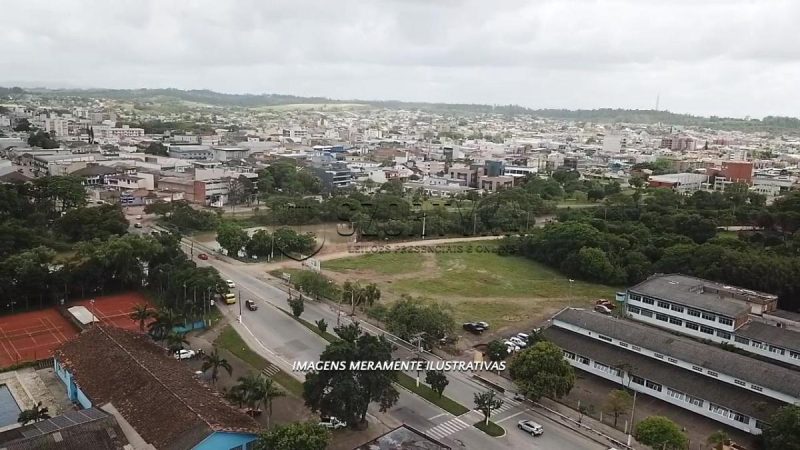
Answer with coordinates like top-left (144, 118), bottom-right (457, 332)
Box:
top-left (182, 240), bottom-right (604, 450)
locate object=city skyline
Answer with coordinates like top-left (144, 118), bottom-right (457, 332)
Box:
top-left (3, 0), bottom-right (800, 119)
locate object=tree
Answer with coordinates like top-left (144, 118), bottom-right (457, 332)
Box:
top-left (55, 204), bottom-right (128, 241)
top-left (201, 348), bottom-right (233, 385)
top-left (487, 340), bottom-right (509, 362)
top-left (165, 331), bottom-right (188, 353)
top-left (316, 319), bottom-right (328, 334)
top-left (245, 229), bottom-right (272, 259)
top-left (129, 304), bottom-right (155, 332)
top-left (288, 295), bottom-right (304, 318)
top-left (707, 430), bottom-right (731, 450)
top-left (255, 422), bottom-right (330, 450)
top-left (217, 222), bottom-right (249, 257)
top-left (473, 390), bottom-right (503, 426)
top-left (144, 142), bottom-right (169, 156)
top-left (234, 374), bottom-right (286, 428)
top-left (303, 323), bottom-right (399, 427)
top-left (383, 295), bottom-right (455, 348)
top-left (634, 416), bottom-right (688, 450)
top-left (425, 370), bottom-right (449, 398)
top-left (17, 402), bottom-right (50, 425)
top-left (509, 341), bottom-right (575, 401)
top-left (762, 404), bottom-right (800, 450)
top-left (147, 308), bottom-right (183, 341)
top-left (13, 118), bottom-right (31, 132)
top-left (603, 389), bottom-right (632, 427)
top-left (28, 130), bottom-right (59, 149)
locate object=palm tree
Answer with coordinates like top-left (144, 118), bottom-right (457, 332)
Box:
top-left (164, 331), bottom-right (188, 354)
top-left (707, 430), bottom-right (731, 450)
top-left (17, 402), bottom-right (51, 425)
top-left (201, 348), bottom-right (232, 384)
top-left (231, 373), bottom-right (285, 425)
top-left (255, 376), bottom-right (285, 428)
top-left (129, 304), bottom-right (154, 332)
top-left (147, 308), bottom-right (183, 341)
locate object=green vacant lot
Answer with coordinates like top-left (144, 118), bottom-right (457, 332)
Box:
top-left (324, 244), bottom-right (619, 329)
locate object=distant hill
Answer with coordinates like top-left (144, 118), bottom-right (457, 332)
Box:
top-left (3, 86), bottom-right (800, 133)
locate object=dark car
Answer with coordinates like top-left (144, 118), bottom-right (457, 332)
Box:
top-left (463, 322), bottom-right (486, 334)
top-left (198, 253), bottom-right (209, 260)
top-left (246, 299), bottom-right (258, 311)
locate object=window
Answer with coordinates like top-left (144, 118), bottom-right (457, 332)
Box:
top-left (692, 366), bottom-right (703, 372)
top-left (619, 342), bottom-right (629, 348)
top-left (667, 388), bottom-right (685, 401)
top-left (717, 331), bottom-right (731, 340)
top-left (654, 353), bottom-right (664, 359)
top-left (790, 351), bottom-right (800, 360)
top-left (631, 375), bottom-right (644, 385)
top-left (686, 321), bottom-right (700, 331)
top-left (702, 312), bottom-right (716, 321)
top-left (685, 394), bottom-right (703, 407)
top-left (564, 351), bottom-right (576, 360)
top-left (645, 380), bottom-right (662, 392)
top-left (594, 361), bottom-right (621, 377)
top-left (707, 370), bottom-right (718, 377)
top-left (751, 385), bottom-right (763, 392)
top-left (729, 411), bottom-right (749, 424)
top-left (669, 317), bottom-right (683, 326)
top-left (631, 345), bottom-right (641, 351)
top-left (734, 379), bottom-right (746, 386)
top-left (688, 309), bottom-right (701, 317)
top-left (700, 326), bottom-right (714, 335)
top-left (667, 357), bottom-right (678, 363)
top-left (658, 301), bottom-right (670, 309)
top-left (640, 309), bottom-right (653, 318)
top-left (629, 294), bottom-right (642, 301)
top-left (598, 335), bottom-right (613, 343)
top-left (709, 403), bottom-right (728, 416)
top-left (656, 313), bottom-right (669, 322)
top-left (734, 336), bottom-right (750, 345)
top-left (642, 297), bottom-right (655, 305)
top-left (671, 304), bottom-right (684, 313)
top-left (751, 340), bottom-right (767, 350)
top-left (769, 346), bottom-right (785, 356)
top-left (719, 317), bottom-right (733, 326)
top-left (627, 305), bottom-right (641, 314)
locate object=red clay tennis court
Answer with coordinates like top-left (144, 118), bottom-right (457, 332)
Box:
top-left (71, 293), bottom-right (155, 332)
top-left (0, 308), bottom-right (79, 368)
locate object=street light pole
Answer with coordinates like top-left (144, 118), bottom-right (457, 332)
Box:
top-left (237, 288), bottom-right (242, 323)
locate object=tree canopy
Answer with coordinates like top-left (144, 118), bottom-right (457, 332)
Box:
top-left (509, 341), bottom-right (575, 401)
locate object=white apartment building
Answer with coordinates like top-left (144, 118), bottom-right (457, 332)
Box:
top-left (547, 309), bottom-right (787, 435)
top-left (602, 131), bottom-right (627, 153)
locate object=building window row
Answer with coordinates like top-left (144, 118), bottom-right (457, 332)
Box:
top-left (667, 388), bottom-right (703, 407)
top-left (630, 294), bottom-right (734, 327)
top-left (627, 305), bottom-right (640, 314)
top-left (598, 335), bottom-right (613, 343)
top-left (734, 379), bottom-right (746, 386)
top-left (593, 361), bottom-right (622, 377)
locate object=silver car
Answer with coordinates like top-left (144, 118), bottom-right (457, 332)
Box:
top-left (517, 419), bottom-right (544, 436)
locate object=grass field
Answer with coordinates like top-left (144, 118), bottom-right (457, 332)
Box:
top-left (322, 252), bottom-right (423, 275)
top-left (323, 244), bottom-right (619, 330)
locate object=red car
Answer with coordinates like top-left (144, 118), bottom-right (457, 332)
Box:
top-left (198, 253), bottom-right (209, 260)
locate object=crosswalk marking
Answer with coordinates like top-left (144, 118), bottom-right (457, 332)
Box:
top-left (425, 417), bottom-right (471, 440)
top-left (262, 364), bottom-right (280, 377)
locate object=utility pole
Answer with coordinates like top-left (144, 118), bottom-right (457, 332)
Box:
top-left (421, 213), bottom-right (426, 240)
top-left (237, 288), bottom-right (242, 323)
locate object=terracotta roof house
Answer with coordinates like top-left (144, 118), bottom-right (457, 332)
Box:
top-left (53, 326), bottom-right (260, 450)
top-left (0, 408), bottom-right (129, 450)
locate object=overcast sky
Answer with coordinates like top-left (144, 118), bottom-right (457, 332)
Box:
top-left (2, 0), bottom-right (798, 118)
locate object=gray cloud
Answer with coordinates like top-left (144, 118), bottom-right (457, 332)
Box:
top-left (1, 0), bottom-right (799, 117)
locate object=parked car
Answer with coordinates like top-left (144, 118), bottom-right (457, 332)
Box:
top-left (318, 416), bottom-right (346, 429)
top-left (516, 332), bottom-right (530, 341)
top-left (594, 304), bottom-right (613, 315)
top-left (463, 322), bottom-right (486, 334)
top-left (198, 253), bottom-right (209, 260)
top-left (509, 336), bottom-right (527, 348)
top-left (245, 299), bottom-right (257, 311)
top-left (226, 279), bottom-right (236, 289)
top-left (517, 420), bottom-right (544, 436)
top-left (174, 349), bottom-right (197, 360)
top-left (476, 321), bottom-right (490, 329)
top-left (134, 222), bottom-right (143, 228)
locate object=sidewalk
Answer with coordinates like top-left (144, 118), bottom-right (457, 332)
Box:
top-left (478, 370), bottom-right (640, 450)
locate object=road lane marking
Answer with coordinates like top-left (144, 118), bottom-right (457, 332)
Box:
top-left (496, 410), bottom-right (526, 423)
top-left (428, 412), bottom-right (449, 420)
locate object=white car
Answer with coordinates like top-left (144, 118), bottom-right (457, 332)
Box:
top-left (174, 349), bottom-right (196, 360)
top-left (135, 214), bottom-right (143, 220)
top-left (225, 280), bottom-right (236, 289)
top-left (504, 341), bottom-right (520, 353)
top-left (318, 416), bottom-right (346, 429)
top-left (517, 419), bottom-right (544, 436)
top-left (509, 336), bottom-right (527, 348)
top-left (516, 332), bottom-right (530, 341)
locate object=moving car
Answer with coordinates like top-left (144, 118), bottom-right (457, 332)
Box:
top-left (463, 322), bottom-right (487, 334)
top-left (198, 253), bottom-right (208, 260)
top-left (174, 349), bottom-right (196, 360)
top-left (225, 279), bottom-right (236, 289)
top-left (135, 214), bottom-right (143, 220)
top-left (245, 299), bottom-right (257, 311)
top-left (134, 222), bottom-right (143, 228)
top-left (318, 416), bottom-right (346, 429)
top-left (517, 420), bottom-right (544, 436)
top-left (513, 392), bottom-right (526, 402)
top-left (224, 293), bottom-right (236, 305)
